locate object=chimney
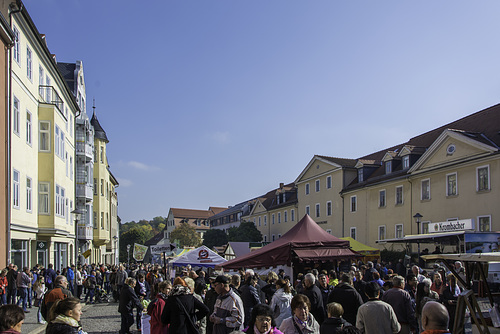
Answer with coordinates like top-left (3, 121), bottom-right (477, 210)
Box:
top-left (279, 183), bottom-right (284, 189)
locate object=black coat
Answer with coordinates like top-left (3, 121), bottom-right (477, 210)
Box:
top-left (45, 322), bottom-right (79, 334)
top-left (118, 284), bottom-right (143, 314)
top-left (320, 317), bottom-right (351, 334)
top-left (161, 293), bottom-right (209, 334)
top-left (303, 284), bottom-right (325, 325)
top-left (240, 283), bottom-right (260, 326)
top-left (327, 282), bottom-right (363, 326)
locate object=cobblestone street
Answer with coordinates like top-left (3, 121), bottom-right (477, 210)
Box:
top-left (22, 301), bottom-right (133, 334)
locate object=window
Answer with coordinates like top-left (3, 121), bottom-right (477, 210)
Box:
top-left (100, 147), bottom-right (104, 163)
top-left (26, 47), bottom-right (32, 80)
top-left (55, 185), bottom-right (65, 217)
top-left (358, 169), bottom-right (363, 182)
top-left (305, 183), bottom-right (310, 195)
top-left (101, 212), bottom-right (104, 229)
top-left (93, 178), bottom-right (97, 195)
top-left (13, 97), bottom-right (20, 136)
top-left (263, 235), bottom-right (267, 242)
top-left (378, 226), bottom-right (386, 240)
top-left (385, 161), bottom-right (392, 174)
top-left (326, 176), bottom-right (332, 189)
top-left (422, 222), bottom-right (429, 234)
top-left (45, 76), bottom-right (51, 102)
top-left (396, 186), bottom-right (403, 205)
top-left (350, 196), bottom-right (357, 212)
top-left (38, 182), bottom-right (49, 214)
top-left (39, 66), bottom-right (44, 97)
top-left (305, 205), bottom-right (310, 216)
top-left (327, 201), bottom-right (332, 216)
top-left (284, 210), bottom-right (288, 222)
top-left (421, 179), bottom-right (430, 200)
top-left (315, 203), bottom-right (320, 217)
top-left (278, 234), bottom-right (282, 239)
top-left (26, 177), bottom-right (32, 212)
top-left (106, 213), bottom-right (109, 230)
top-left (69, 157), bottom-right (73, 180)
top-left (395, 224), bottom-right (403, 238)
top-left (13, 27), bottom-right (20, 64)
top-left (446, 173), bottom-right (457, 196)
top-left (65, 153), bottom-right (68, 177)
top-left (272, 214), bottom-right (275, 225)
top-left (315, 179), bottom-right (320, 192)
top-left (272, 234), bottom-right (276, 242)
top-left (402, 156), bottom-right (410, 169)
top-left (291, 209), bottom-right (295, 221)
top-left (478, 216), bottom-right (491, 232)
top-left (350, 227), bottom-right (356, 239)
top-left (55, 126), bottom-right (60, 157)
top-left (93, 212), bottom-right (97, 229)
top-left (39, 121), bottom-right (50, 151)
top-left (278, 212), bottom-right (281, 224)
top-left (379, 190), bottom-right (386, 207)
top-left (282, 193), bottom-right (286, 203)
top-left (26, 111), bottom-right (32, 145)
top-left (264, 216), bottom-right (267, 226)
top-left (326, 229), bottom-right (332, 234)
top-left (100, 179), bottom-right (104, 196)
top-left (13, 170), bottom-right (20, 209)
top-left (477, 166), bottom-right (490, 191)
top-left (258, 216), bottom-right (261, 226)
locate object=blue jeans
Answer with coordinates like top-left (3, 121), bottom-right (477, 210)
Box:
top-left (85, 288), bottom-right (95, 303)
top-left (17, 288), bottom-right (27, 311)
top-left (27, 287), bottom-right (32, 306)
top-left (0, 293), bottom-right (6, 305)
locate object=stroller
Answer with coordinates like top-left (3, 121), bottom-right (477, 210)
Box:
top-left (94, 285), bottom-right (110, 303)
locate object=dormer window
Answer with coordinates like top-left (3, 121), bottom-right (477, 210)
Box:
top-left (385, 161), bottom-right (392, 174)
top-left (276, 195), bottom-right (280, 205)
top-left (282, 193), bottom-right (286, 203)
top-left (402, 156), bottom-right (409, 169)
top-left (358, 169), bottom-right (363, 182)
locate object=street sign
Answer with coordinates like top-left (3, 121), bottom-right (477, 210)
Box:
top-left (150, 244), bottom-right (176, 255)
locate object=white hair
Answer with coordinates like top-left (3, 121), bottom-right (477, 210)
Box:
top-left (305, 273), bottom-right (316, 284)
top-left (245, 269), bottom-right (255, 276)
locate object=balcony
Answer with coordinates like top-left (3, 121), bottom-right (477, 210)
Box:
top-left (76, 141), bottom-right (93, 161)
top-left (77, 224), bottom-right (93, 241)
top-left (38, 86), bottom-right (64, 114)
top-left (76, 183), bottom-right (93, 201)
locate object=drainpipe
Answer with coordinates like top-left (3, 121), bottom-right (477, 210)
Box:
top-left (7, 1), bottom-right (23, 265)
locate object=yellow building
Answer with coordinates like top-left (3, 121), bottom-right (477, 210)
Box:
top-left (2, 0), bottom-right (79, 270)
top-left (341, 106), bottom-right (500, 252)
top-left (91, 111), bottom-right (119, 265)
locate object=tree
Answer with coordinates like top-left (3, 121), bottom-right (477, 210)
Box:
top-left (203, 229), bottom-right (228, 249)
top-left (227, 221), bottom-right (262, 242)
top-left (119, 226), bottom-right (150, 263)
top-left (170, 223), bottom-right (202, 248)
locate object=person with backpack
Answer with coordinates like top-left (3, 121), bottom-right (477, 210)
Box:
top-left (45, 264), bottom-right (57, 291)
top-left (118, 278), bottom-right (143, 334)
top-left (41, 275), bottom-right (73, 322)
top-left (148, 281), bottom-right (172, 334)
top-left (83, 270), bottom-right (97, 304)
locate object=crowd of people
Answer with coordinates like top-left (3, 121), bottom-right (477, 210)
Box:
top-left (0, 259), bottom-right (466, 334)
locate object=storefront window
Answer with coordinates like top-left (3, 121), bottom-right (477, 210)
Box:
top-left (54, 242), bottom-right (68, 271)
top-left (11, 240), bottom-right (27, 268)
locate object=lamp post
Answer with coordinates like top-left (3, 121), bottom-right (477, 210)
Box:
top-left (413, 213), bottom-right (423, 265)
top-left (113, 236), bottom-right (119, 265)
top-left (127, 244), bottom-right (131, 266)
top-left (71, 208), bottom-right (85, 265)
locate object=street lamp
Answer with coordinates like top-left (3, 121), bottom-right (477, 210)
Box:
top-left (113, 236), bottom-right (119, 265)
top-left (127, 244), bottom-right (131, 266)
top-left (413, 213), bottom-right (423, 235)
top-left (413, 213), bottom-right (423, 265)
top-left (71, 208), bottom-right (85, 265)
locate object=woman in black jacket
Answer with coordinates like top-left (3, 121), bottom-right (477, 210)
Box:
top-left (118, 278), bottom-right (143, 334)
top-left (45, 297), bottom-right (84, 334)
top-left (161, 277), bottom-right (209, 334)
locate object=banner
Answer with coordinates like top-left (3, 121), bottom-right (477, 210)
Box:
top-left (82, 249), bottom-right (91, 259)
top-left (133, 243), bottom-right (148, 261)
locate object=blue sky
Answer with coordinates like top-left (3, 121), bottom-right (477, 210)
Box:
top-left (23, 0), bottom-right (500, 223)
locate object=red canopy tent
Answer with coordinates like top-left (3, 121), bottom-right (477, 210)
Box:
top-left (222, 214), bottom-right (359, 270)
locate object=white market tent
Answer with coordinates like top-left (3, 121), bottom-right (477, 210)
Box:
top-left (170, 245), bottom-right (227, 268)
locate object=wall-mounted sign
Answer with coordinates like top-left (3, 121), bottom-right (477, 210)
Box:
top-left (429, 219), bottom-right (473, 233)
top-left (37, 241), bottom-right (47, 250)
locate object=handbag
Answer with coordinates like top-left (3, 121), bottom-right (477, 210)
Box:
top-left (174, 296), bottom-right (200, 334)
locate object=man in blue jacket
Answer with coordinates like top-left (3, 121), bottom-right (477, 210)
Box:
top-left (66, 265), bottom-right (75, 294)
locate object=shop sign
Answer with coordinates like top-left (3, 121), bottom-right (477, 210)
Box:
top-left (37, 241), bottom-right (47, 250)
top-left (429, 219), bottom-right (474, 233)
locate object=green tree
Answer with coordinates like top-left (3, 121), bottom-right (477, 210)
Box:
top-left (119, 226), bottom-right (150, 263)
top-left (170, 223), bottom-right (202, 248)
top-left (203, 229), bottom-right (228, 249)
top-left (227, 221), bottom-right (262, 242)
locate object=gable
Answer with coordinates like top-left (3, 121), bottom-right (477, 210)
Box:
top-left (251, 200), bottom-right (268, 215)
top-left (295, 156), bottom-right (342, 183)
top-left (410, 130), bottom-right (498, 173)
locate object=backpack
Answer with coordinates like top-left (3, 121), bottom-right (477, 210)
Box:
top-left (146, 298), bottom-right (159, 316)
top-left (41, 287), bottom-right (67, 321)
top-left (83, 278), bottom-right (90, 288)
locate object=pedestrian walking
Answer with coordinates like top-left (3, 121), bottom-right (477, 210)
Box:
top-left (118, 277), bottom-right (143, 334)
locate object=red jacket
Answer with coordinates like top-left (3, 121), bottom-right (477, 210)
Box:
top-left (150, 293), bottom-right (169, 334)
top-left (0, 276), bottom-right (7, 294)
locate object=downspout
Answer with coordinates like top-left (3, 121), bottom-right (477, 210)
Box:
top-left (7, 2), bottom-right (23, 264)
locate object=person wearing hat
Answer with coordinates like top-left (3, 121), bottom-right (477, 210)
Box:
top-left (210, 275), bottom-right (244, 333)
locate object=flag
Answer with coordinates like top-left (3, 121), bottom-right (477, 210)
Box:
top-left (133, 243), bottom-right (148, 262)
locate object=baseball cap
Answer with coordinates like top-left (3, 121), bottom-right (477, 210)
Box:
top-left (214, 275), bottom-right (229, 284)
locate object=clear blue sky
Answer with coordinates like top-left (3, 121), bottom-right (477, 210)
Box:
top-left (23, 0), bottom-right (500, 223)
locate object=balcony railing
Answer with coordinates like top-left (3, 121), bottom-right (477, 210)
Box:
top-left (38, 85), bottom-right (64, 114)
top-left (76, 183), bottom-right (93, 200)
top-left (76, 141), bottom-right (93, 159)
top-left (77, 224), bottom-right (93, 240)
